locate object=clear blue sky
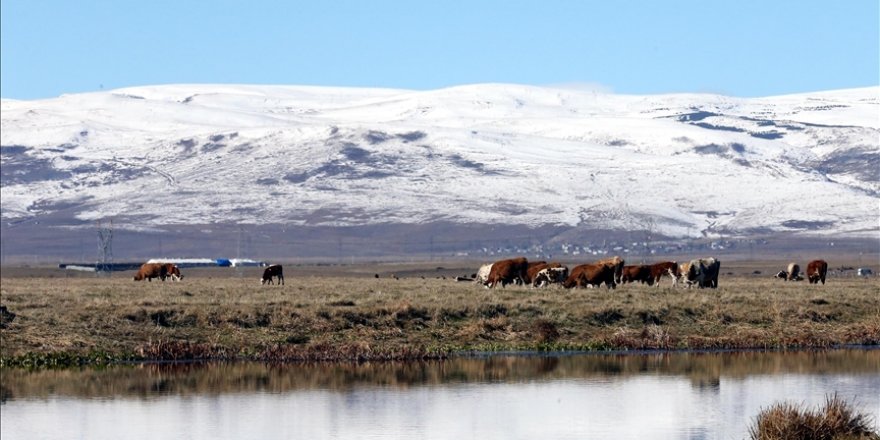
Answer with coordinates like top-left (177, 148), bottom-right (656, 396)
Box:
top-left (2, 0), bottom-right (878, 100)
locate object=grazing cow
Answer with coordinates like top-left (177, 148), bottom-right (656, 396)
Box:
top-left (475, 263), bottom-right (493, 286)
top-left (523, 261), bottom-right (548, 285)
top-left (133, 263), bottom-right (168, 282)
top-left (678, 262), bottom-right (691, 283)
top-left (649, 261), bottom-right (680, 287)
top-left (682, 258), bottom-right (721, 288)
top-left (486, 257), bottom-right (529, 288)
top-left (785, 263), bottom-right (800, 281)
top-left (532, 264), bottom-right (568, 287)
top-left (620, 265), bottom-right (654, 285)
top-left (594, 256), bottom-right (625, 284)
top-left (164, 263), bottom-right (183, 281)
top-left (806, 260), bottom-right (828, 284)
top-left (774, 270), bottom-right (788, 280)
top-left (857, 268), bottom-right (873, 277)
top-left (563, 263), bottom-right (616, 289)
top-left (261, 264), bottom-right (284, 285)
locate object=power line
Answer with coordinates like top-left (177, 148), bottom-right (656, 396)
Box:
top-left (96, 219), bottom-right (113, 276)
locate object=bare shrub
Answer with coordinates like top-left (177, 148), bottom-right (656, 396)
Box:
top-left (533, 319), bottom-right (560, 343)
top-left (748, 394), bottom-right (879, 440)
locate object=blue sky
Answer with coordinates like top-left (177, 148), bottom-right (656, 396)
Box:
top-left (2, 0), bottom-right (878, 100)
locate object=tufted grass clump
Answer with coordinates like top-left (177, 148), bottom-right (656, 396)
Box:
top-left (748, 394), bottom-right (879, 440)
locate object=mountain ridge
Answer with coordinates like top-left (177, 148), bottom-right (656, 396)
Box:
top-left (1, 83), bottom-right (878, 259)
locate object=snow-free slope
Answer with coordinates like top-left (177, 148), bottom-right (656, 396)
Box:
top-left (1, 84), bottom-right (878, 240)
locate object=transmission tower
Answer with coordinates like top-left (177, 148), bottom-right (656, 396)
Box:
top-left (97, 219), bottom-right (113, 276)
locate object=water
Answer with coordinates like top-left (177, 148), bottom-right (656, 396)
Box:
top-left (2, 349), bottom-right (879, 439)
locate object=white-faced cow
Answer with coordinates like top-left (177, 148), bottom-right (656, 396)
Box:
top-left (522, 261), bottom-right (548, 285)
top-left (531, 264), bottom-right (568, 287)
top-left (164, 263), bottom-right (183, 281)
top-left (261, 264), bottom-right (284, 285)
top-left (682, 258), bottom-right (721, 289)
top-left (134, 263), bottom-right (168, 282)
top-left (475, 263), bottom-right (493, 287)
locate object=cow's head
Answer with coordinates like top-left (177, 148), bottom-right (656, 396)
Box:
top-left (550, 266), bottom-right (568, 282)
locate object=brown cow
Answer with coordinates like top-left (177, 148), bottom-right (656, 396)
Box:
top-left (649, 261), bottom-right (680, 286)
top-left (806, 260), bottom-right (828, 284)
top-left (164, 263), bottom-right (183, 281)
top-left (563, 263), bottom-right (616, 289)
top-left (620, 265), bottom-right (653, 285)
top-left (594, 256), bottom-right (625, 284)
top-left (486, 257), bottom-right (529, 288)
top-left (261, 264), bottom-right (284, 285)
top-left (133, 263), bottom-right (168, 282)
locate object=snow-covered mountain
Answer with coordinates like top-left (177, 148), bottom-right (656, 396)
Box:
top-left (2, 83), bottom-right (878, 252)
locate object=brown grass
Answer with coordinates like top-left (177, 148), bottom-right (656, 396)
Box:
top-left (749, 394), bottom-right (879, 439)
top-left (1, 266), bottom-right (878, 364)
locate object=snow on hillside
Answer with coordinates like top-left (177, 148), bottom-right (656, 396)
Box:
top-left (1, 84), bottom-right (878, 239)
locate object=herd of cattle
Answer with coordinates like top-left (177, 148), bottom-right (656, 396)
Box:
top-left (772, 260), bottom-right (830, 284)
top-left (470, 257), bottom-right (831, 289)
top-left (130, 258), bottom-right (836, 288)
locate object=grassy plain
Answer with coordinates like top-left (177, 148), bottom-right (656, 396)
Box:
top-left (1, 262), bottom-right (878, 366)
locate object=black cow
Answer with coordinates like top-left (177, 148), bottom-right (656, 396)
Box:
top-left (261, 264), bottom-right (284, 285)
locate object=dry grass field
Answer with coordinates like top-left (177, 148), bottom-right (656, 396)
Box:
top-left (1, 261), bottom-right (878, 366)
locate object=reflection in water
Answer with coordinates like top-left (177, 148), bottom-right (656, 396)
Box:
top-left (2, 349), bottom-right (879, 439)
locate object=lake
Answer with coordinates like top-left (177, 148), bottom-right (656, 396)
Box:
top-left (2, 348), bottom-right (878, 439)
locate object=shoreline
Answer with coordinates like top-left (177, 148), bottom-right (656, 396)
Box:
top-left (4, 343), bottom-right (880, 370)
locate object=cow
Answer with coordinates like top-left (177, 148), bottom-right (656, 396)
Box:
top-left (594, 256), bottom-right (625, 284)
top-left (133, 263), bottom-right (168, 282)
top-left (261, 264), bottom-right (284, 285)
top-left (806, 260), bottom-right (828, 284)
top-left (475, 263), bottom-right (493, 286)
top-left (774, 270), bottom-right (789, 280)
top-left (563, 263), bottom-right (616, 289)
top-left (485, 257), bottom-right (529, 288)
top-left (682, 258), bottom-right (721, 288)
top-left (531, 264), bottom-right (568, 287)
top-left (857, 268), bottom-right (873, 277)
top-left (620, 265), bottom-right (654, 285)
top-left (785, 263), bottom-right (800, 281)
top-left (649, 261), bottom-right (680, 287)
top-left (523, 261), bottom-right (549, 285)
top-left (678, 261), bottom-right (691, 283)
top-left (164, 263), bottom-right (183, 281)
